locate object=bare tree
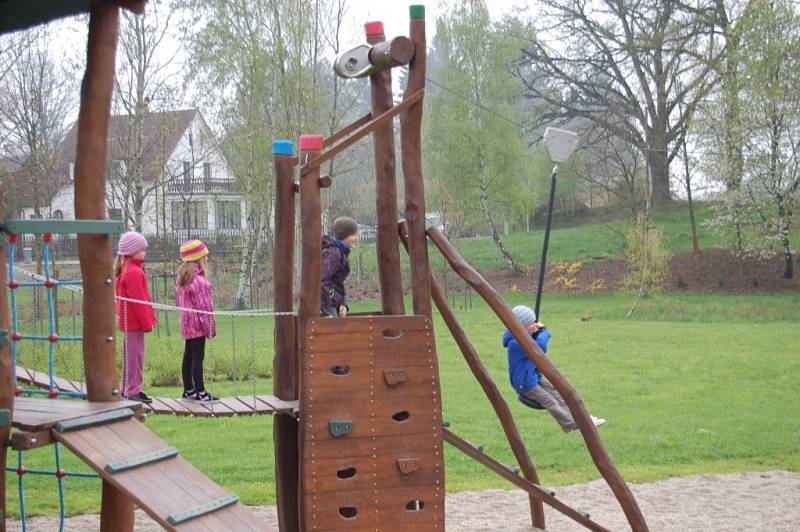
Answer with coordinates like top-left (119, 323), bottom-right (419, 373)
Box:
top-left (0, 28), bottom-right (76, 219)
top-left (518, 0), bottom-right (722, 208)
top-left (111, 0), bottom-right (185, 231)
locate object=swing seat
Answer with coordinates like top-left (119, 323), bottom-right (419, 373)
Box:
top-left (518, 393), bottom-right (545, 410)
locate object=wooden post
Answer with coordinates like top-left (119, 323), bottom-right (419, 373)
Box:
top-left (72, 3), bottom-right (134, 530)
top-left (271, 140), bottom-right (300, 532)
top-left (400, 5), bottom-right (432, 318)
top-left (398, 221), bottom-right (545, 529)
top-left (0, 194), bottom-right (13, 532)
top-left (366, 21), bottom-right (405, 316)
top-left (426, 226), bottom-right (649, 532)
top-left (296, 134), bottom-right (324, 531)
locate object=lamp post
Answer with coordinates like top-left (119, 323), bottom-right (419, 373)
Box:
top-left (534, 127), bottom-right (579, 319)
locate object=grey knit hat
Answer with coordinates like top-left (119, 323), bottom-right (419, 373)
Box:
top-left (332, 216), bottom-right (358, 240)
top-left (512, 305), bottom-right (537, 328)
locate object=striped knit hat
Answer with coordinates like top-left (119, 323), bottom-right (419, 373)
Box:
top-left (117, 231), bottom-right (148, 256)
top-left (512, 305), bottom-right (537, 328)
top-left (179, 240), bottom-right (209, 262)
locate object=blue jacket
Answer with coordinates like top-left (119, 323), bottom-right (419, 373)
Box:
top-left (503, 328), bottom-right (551, 394)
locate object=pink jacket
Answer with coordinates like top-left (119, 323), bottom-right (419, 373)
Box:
top-left (176, 264), bottom-right (216, 340)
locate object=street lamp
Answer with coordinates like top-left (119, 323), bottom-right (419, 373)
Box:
top-left (534, 127), bottom-right (579, 319)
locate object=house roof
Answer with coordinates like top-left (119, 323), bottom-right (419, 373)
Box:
top-left (57, 108), bottom-right (198, 181)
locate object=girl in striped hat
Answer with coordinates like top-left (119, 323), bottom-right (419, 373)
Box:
top-left (176, 240), bottom-right (217, 402)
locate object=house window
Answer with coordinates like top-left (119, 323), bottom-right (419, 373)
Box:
top-left (172, 201), bottom-right (208, 230)
top-left (183, 161), bottom-right (192, 179)
top-left (108, 208), bottom-right (123, 221)
top-left (216, 201), bottom-right (241, 229)
top-left (203, 163), bottom-right (211, 181)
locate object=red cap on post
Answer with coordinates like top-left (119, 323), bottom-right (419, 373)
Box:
top-left (365, 21), bottom-right (384, 37)
top-left (299, 134), bottom-right (324, 151)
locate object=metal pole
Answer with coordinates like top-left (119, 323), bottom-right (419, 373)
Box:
top-left (534, 164), bottom-right (558, 319)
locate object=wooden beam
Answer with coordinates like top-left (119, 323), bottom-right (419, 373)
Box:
top-left (271, 142), bottom-right (300, 532)
top-left (400, 7), bottom-right (432, 318)
top-left (73, 3), bottom-right (134, 530)
top-left (296, 134), bottom-right (325, 532)
top-left (300, 88), bottom-right (423, 176)
top-left (443, 428), bottom-right (609, 532)
top-left (368, 22), bottom-right (405, 317)
top-left (427, 226), bottom-right (650, 532)
top-left (323, 112), bottom-right (371, 148)
top-left (399, 221), bottom-right (545, 529)
top-left (0, 193), bottom-right (12, 532)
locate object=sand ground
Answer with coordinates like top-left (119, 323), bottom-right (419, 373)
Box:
top-left (7, 470), bottom-right (799, 531)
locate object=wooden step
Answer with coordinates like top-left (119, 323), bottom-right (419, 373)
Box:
top-left (54, 416), bottom-right (264, 531)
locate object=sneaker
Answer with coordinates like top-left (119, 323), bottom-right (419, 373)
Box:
top-left (194, 390), bottom-right (218, 402)
top-left (181, 389), bottom-right (195, 400)
top-left (126, 391), bottom-right (153, 404)
top-left (591, 415), bottom-right (607, 427)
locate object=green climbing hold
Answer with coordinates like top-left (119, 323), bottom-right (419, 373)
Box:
top-left (328, 420), bottom-right (353, 437)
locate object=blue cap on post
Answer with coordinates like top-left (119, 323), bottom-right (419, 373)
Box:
top-left (272, 140), bottom-right (294, 156)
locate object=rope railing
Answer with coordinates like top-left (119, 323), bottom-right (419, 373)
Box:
top-left (12, 266), bottom-right (297, 317)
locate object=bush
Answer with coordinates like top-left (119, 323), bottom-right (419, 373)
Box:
top-left (624, 213), bottom-right (670, 295)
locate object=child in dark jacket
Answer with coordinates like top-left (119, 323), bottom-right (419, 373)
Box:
top-left (115, 231), bottom-right (158, 404)
top-left (504, 305), bottom-right (605, 433)
top-left (321, 217), bottom-right (358, 317)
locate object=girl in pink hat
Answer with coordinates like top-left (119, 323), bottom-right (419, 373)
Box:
top-left (176, 239), bottom-right (216, 402)
top-left (114, 231), bottom-right (157, 404)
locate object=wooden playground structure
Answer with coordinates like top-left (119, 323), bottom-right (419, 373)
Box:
top-left (0, 2), bottom-right (649, 531)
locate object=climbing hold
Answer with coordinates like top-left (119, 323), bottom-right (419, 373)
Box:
top-left (11, 332), bottom-right (21, 342)
top-left (44, 278), bottom-right (55, 288)
top-left (16, 466), bottom-right (26, 476)
top-left (42, 233), bottom-right (52, 243)
top-left (48, 388), bottom-right (58, 398)
top-left (55, 469), bottom-right (66, 479)
top-left (383, 368), bottom-right (406, 386)
top-left (397, 458), bottom-right (419, 475)
top-left (328, 420), bottom-right (352, 438)
top-left (7, 280), bottom-right (17, 289)
top-left (48, 334), bottom-right (58, 343)
top-left (8, 234), bottom-right (17, 244)
top-left (14, 387), bottom-right (22, 397)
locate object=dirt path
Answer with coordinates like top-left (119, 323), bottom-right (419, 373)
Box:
top-left (7, 470), bottom-right (799, 531)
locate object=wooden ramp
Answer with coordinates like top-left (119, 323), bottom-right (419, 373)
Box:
top-left (301, 315), bottom-right (445, 530)
top-left (12, 397), bottom-right (265, 531)
top-left (16, 366), bottom-right (298, 417)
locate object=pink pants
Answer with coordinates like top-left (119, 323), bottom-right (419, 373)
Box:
top-left (122, 331), bottom-right (146, 396)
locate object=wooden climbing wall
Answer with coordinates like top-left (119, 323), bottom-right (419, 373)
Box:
top-left (301, 315), bottom-right (445, 530)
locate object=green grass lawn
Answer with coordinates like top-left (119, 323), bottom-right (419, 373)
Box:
top-left (350, 204), bottom-right (722, 275)
top-left (7, 292), bottom-right (800, 518)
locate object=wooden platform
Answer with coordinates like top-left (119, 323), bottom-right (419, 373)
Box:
top-left (16, 366), bottom-right (298, 417)
top-left (13, 396), bottom-right (145, 432)
top-left (301, 315), bottom-right (445, 530)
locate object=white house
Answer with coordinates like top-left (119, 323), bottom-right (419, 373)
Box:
top-left (21, 109), bottom-right (246, 237)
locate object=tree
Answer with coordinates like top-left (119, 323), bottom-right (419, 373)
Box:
top-left (426, 1), bottom-right (533, 274)
top-left (0, 28), bottom-right (76, 219)
top-left (111, 0), bottom-right (186, 232)
top-left (188, 0), bottom-right (365, 307)
top-left (517, 0), bottom-right (722, 208)
top-left (735, 0), bottom-right (800, 278)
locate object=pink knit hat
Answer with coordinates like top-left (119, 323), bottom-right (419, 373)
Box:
top-left (117, 231), bottom-right (148, 256)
